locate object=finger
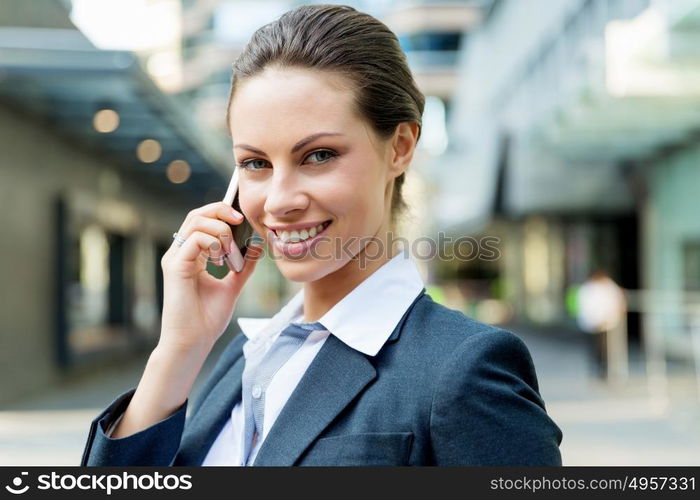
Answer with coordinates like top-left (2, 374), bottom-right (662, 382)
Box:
top-left (173, 231), bottom-right (222, 266)
top-left (188, 201), bottom-right (243, 220)
top-left (225, 243), bottom-right (245, 272)
top-left (185, 202), bottom-right (243, 228)
top-left (179, 215), bottom-right (235, 266)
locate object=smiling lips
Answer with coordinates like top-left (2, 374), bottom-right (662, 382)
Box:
top-left (270, 220), bottom-right (332, 243)
top-left (266, 220), bottom-right (332, 257)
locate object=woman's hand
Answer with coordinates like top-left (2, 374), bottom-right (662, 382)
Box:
top-left (159, 201), bottom-right (263, 354)
top-left (108, 203), bottom-right (263, 440)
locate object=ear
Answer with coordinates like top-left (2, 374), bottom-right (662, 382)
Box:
top-left (386, 122), bottom-right (419, 181)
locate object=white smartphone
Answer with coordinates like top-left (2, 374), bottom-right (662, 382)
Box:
top-left (222, 167), bottom-right (254, 272)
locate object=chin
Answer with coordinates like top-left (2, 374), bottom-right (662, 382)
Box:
top-left (276, 262), bottom-right (329, 283)
top-left (275, 257), bottom-right (346, 283)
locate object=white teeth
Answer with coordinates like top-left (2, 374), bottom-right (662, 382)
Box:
top-left (276, 222), bottom-right (329, 243)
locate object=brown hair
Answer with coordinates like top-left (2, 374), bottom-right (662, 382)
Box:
top-left (226, 4), bottom-right (425, 225)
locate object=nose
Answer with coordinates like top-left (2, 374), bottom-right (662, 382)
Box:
top-left (263, 168), bottom-right (309, 217)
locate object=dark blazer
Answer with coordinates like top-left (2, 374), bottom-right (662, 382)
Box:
top-left (81, 290), bottom-right (562, 466)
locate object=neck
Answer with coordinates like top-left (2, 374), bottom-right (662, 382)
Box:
top-left (302, 224), bottom-right (399, 323)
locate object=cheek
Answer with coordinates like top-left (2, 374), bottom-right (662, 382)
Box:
top-left (324, 161), bottom-right (386, 224)
top-left (238, 183), bottom-right (265, 219)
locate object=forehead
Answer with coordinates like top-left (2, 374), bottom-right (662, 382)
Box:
top-left (228, 66), bottom-right (361, 140)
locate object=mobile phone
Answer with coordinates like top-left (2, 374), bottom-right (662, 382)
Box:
top-left (230, 189), bottom-right (254, 259)
top-left (222, 167), bottom-right (255, 272)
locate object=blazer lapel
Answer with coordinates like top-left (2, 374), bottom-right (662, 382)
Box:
top-left (173, 352), bottom-right (246, 465)
top-left (253, 334), bottom-right (376, 465)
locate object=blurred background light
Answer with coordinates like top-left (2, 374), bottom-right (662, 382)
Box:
top-left (167, 159), bottom-right (191, 184)
top-left (92, 109), bottom-right (119, 133)
top-left (70, 0), bottom-right (181, 51)
top-left (136, 139), bottom-right (162, 163)
top-left (419, 95), bottom-right (449, 155)
top-left (70, 0), bottom-right (183, 90)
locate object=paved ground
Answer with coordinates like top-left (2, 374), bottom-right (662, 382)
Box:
top-left (1, 325), bottom-right (699, 466)
top-left (515, 325), bottom-right (700, 465)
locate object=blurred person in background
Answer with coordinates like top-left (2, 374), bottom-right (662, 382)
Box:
top-left (81, 4), bottom-right (561, 466)
top-left (576, 270), bottom-right (627, 380)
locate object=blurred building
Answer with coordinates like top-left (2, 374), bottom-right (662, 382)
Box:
top-left (0, 0), bottom-right (236, 406)
top-left (178, 0), bottom-right (256, 133)
top-left (444, 0), bottom-right (700, 362)
top-left (385, 0), bottom-right (483, 101)
top-left (177, 0), bottom-right (484, 132)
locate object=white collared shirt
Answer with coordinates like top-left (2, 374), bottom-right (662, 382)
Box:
top-left (201, 252), bottom-right (425, 466)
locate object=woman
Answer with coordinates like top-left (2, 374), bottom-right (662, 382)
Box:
top-left (81, 4), bottom-right (562, 466)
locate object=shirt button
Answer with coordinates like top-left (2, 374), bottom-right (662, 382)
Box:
top-left (252, 385), bottom-right (263, 399)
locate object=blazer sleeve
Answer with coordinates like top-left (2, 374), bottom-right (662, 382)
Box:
top-left (80, 388), bottom-right (188, 466)
top-left (429, 328), bottom-right (563, 466)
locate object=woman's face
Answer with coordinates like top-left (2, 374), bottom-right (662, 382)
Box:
top-left (229, 66), bottom-right (396, 282)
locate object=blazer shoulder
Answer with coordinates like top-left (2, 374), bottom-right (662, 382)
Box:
top-left (428, 324), bottom-right (563, 465)
top-left (416, 300), bottom-right (562, 465)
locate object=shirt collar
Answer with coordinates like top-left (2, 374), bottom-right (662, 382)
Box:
top-left (237, 252), bottom-right (425, 356)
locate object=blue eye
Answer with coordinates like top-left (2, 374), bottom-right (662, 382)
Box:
top-left (239, 158), bottom-right (269, 171)
top-left (305, 149), bottom-right (337, 164)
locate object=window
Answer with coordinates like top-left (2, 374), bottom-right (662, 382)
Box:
top-left (55, 195), bottom-right (158, 366)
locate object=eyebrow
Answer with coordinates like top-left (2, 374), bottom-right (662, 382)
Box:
top-left (234, 132), bottom-right (344, 156)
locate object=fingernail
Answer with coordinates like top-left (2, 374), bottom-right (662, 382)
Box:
top-left (210, 241), bottom-right (221, 252)
top-left (231, 207), bottom-right (243, 219)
